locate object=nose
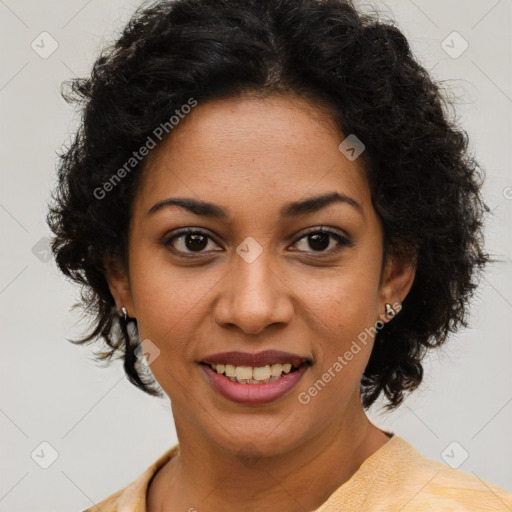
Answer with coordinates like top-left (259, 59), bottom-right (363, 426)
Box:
top-left (213, 250), bottom-right (294, 335)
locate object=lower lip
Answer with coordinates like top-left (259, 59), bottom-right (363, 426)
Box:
top-left (200, 363), bottom-right (310, 405)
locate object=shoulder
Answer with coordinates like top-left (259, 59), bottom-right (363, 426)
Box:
top-left (81, 488), bottom-right (124, 512)
top-left (369, 436), bottom-right (512, 511)
top-left (80, 443), bottom-right (180, 512)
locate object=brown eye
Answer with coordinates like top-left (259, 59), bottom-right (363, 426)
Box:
top-left (291, 228), bottom-right (353, 255)
top-left (185, 232), bottom-right (208, 251)
top-left (164, 229), bottom-right (222, 255)
top-left (307, 232), bottom-right (330, 251)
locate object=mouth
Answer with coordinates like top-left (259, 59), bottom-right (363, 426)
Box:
top-left (199, 360), bottom-right (311, 405)
top-left (200, 361), bottom-right (307, 384)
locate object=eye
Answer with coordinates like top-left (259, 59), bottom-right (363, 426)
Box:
top-left (163, 226), bottom-right (353, 258)
top-left (290, 227), bottom-right (353, 255)
top-left (163, 228), bottom-right (222, 255)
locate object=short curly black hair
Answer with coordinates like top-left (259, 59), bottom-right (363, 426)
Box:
top-left (47, 0), bottom-right (490, 410)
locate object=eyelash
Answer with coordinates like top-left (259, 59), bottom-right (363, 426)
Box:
top-left (162, 227), bottom-right (353, 258)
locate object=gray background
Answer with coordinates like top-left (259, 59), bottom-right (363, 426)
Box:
top-left (0, 0), bottom-right (511, 510)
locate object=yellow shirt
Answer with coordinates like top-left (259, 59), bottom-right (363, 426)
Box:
top-left (83, 434), bottom-right (512, 511)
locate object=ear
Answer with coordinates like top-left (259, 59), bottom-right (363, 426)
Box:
top-left (104, 257), bottom-right (135, 317)
top-left (378, 250), bottom-right (416, 317)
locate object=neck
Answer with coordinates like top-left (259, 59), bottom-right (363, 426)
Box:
top-left (147, 399), bottom-right (391, 512)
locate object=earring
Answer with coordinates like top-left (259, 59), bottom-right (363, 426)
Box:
top-left (385, 303), bottom-right (395, 318)
top-left (121, 306), bottom-right (127, 321)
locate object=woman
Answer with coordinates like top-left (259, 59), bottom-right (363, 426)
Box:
top-left (47, 0), bottom-right (511, 510)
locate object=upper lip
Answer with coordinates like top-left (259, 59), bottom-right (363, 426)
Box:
top-left (200, 350), bottom-right (311, 368)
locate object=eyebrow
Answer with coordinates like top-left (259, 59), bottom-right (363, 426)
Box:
top-left (147, 191), bottom-right (364, 219)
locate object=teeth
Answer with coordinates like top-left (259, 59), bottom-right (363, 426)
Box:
top-left (253, 365), bottom-right (271, 380)
top-left (235, 366), bottom-right (253, 380)
top-left (210, 362), bottom-right (299, 382)
top-left (270, 364), bottom-right (283, 377)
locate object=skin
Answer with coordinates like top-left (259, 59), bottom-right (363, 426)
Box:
top-left (106, 93), bottom-right (416, 512)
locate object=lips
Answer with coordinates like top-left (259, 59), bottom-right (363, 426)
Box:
top-left (200, 350), bottom-right (311, 368)
top-left (200, 360), bottom-right (310, 405)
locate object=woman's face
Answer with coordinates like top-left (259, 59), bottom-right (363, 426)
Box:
top-left (107, 93), bottom-right (414, 455)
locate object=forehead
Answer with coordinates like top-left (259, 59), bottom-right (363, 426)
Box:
top-left (134, 94), bottom-right (371, 218)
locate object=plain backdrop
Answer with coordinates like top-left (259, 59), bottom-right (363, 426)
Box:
top-left (0, 0), bottom-right (511, 510)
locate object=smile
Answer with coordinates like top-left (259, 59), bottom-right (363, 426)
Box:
top-left (200, 361), bottom-right (310, 405)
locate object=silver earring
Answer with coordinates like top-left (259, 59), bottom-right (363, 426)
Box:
top-left (385, 303), bottom-right (395, 318)
top-left (121, 306), bottom-right (127, 321)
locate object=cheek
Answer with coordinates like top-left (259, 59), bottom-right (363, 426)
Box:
top-left (291, 261), bottom-right (381, 383)
top-left (129, 242), bottom-right (202, 310)
top-left (295, 264), bottom-right (380, 331)
top-left (127, 250), bottom-right (226, 371)
top-left (126, 252), bottom-right (185, 341)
